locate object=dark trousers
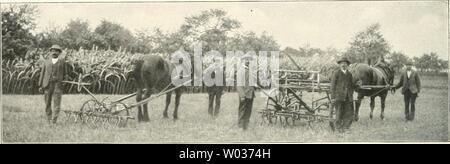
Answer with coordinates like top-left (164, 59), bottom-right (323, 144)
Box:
top-left (208, 87), bottom-right (223, 117)
top-left (238, 98), bottom-right (253, 130)
top-left (404, 89), bottom-right (417, 121)
top-left (44, 81), bottom-right (63, 123)
top-left (334, 100), bottom-right (354, 132)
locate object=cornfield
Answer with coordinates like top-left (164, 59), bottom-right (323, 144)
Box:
top-left (1, 48), bottom-right (234, 94)
top-left (2, 48), bottom-right (145, 94)
top-left (2, 49), bottom-right (339, 94)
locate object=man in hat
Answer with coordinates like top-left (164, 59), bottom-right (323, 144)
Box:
top-left (393, 62), bottom-right (421, 121)
top-left (330, 57), bottom-right (355, 133)
top-left (38, 45), bottom-right (68, 124)
top-left (236, 55), bottom-right (256, 130)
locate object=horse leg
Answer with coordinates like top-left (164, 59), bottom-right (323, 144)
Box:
top-left (214, 91), bottom-right (222, 117)
top-left (369, 96), bottom-right (376, 120)
top-left (208, 92), bottom-right (214, 116)
top-left (142, 89), bottom-right (151, 122)
top-left (163, 92), bottom-right (172, 118)
top-left (173, 89), bottom-right (182, 120)
top-left (380, 93), bottom-right (387, 120)
top-left (136, 89), bottom-right (143, 122)
top-left (354, 94), bottom-right (364, 121)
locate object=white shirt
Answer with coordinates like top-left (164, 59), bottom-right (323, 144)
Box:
top-left (341, 69), bottom-right (347, 74)
top-left (407, 70), bottom-right (411, 78)
top-left (51, 58), bottom-right (58, 64)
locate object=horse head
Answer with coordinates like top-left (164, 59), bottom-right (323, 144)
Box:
top-left (386, 64), bottom-right (396, 85)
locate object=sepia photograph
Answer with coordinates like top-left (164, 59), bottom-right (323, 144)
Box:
top-left (1, 0), bottom-right (448, 144)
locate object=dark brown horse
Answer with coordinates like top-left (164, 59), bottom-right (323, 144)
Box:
top-left (349, 63), bottom-right (395, 121)
top-left (133, 55), bottom-right (183, 122)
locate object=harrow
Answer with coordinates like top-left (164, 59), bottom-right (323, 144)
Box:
top-left (61, 79), bottom-right (190, 128)
top-left (258, 70), bottom-right (334, 128)
top-left (62, 80), bottom-right (134, 127)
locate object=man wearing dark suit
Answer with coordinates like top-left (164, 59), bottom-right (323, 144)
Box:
top-left (207, 85), bottom-right (224, 117)
top-left (39, 45), bottom-right (68, 124)
top-left (236, 56), bottom-right (256, 130)
top-left (330, 57), bottom-right (354, 133)
top-left (394, 62), bottom-right (421, 121)
top-left (205, 63), bottom-right (224, 118)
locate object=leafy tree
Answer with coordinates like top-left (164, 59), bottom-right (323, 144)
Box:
top-left (36, 25), bottom-right (63, 49)
top-left (2, 4), bottom-right (38, 60)
top-left (298, 44), bottom-right (323, 57)
top-left (344, 23), bottom-right (391, 65)
top-left (227, 31), bottom-right (280, 52)
top-left (59, 19), bottom-right (94, 50)
top-left (413, 52), bottom-right (445, 73)
top-left (94, 20), bottom-right (135, 51)
top-left (133, 29), bottom-right (154, 54)
top-left (387, 51), bottom-right (410, 72)
top-left (438, 59), bottom-right (448, 71)
top-left (179, 9), bottom-right (241, 54)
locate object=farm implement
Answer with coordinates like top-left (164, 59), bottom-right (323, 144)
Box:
top-left (258, 53), bottom-right (393, 129)
top-left (259, 70), bottom-right (335, 128)
top-left (61, 79), bottom-right (190, 127)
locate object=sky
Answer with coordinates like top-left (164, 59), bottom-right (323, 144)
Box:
top-left (25, 1), bottom-right (449, 60)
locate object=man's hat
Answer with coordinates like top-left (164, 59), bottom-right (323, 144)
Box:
top-left (337, 57), bottom-right (351, 65)
top-left (405, 61), bottom-right (413, 66)
top-left (50, 45), bottom-right (62, 52)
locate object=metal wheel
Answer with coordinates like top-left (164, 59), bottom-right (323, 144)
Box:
top-left (79, 99), bottom-right (104, 124)
top-left (266, 88), bottom-right (287, 112)
top-left (80, 99), bottom-right (104, 113)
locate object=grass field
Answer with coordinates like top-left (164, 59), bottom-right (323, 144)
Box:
top-left (2, 74), bottom-right (448, 143)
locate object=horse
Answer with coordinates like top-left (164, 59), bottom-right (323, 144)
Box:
top-left (349, 63), bottom-right (395, 121)
top-left (133, 55), bottom-right (193, 122)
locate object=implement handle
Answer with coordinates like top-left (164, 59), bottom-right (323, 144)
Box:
top-left (127, 80), bottom-right (191, 109)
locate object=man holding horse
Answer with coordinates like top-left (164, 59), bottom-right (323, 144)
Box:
top-left (393, 62), bottom-right (421, 121)
top-left (330, 57), bottom-right (355, 133)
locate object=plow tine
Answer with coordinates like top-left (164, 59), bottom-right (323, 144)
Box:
top-left (72, 112), bottom-right (79, 122)
top-left (70, 112), bottom-right (77, 122)
top-left (101, 115), bottom-right (108, 127)
top-left (85, 113), bottom-right (92, 124)
top-left (63, 111), bottom-right (71, 122)
top-left (93, 115), bottom-right (100, 124)
top-left (75, 112), bottom-right (82, 123)
top-left (115, 116), bottom-right (122, 127)
top-left (60, 110), bottom-right (130, 128)
top-left (108, 116), bottom-right (115, 125)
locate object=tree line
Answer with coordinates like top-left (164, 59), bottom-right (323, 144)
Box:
top-left (2, 4), bottom-right (447, 75)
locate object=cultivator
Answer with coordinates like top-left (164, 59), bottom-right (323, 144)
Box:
top-left (259, 70), bottom-right (335, 128)
top-left (61, 79), bottom-right (190, 128)
top-left (61, 80), bottom-right (134, 127)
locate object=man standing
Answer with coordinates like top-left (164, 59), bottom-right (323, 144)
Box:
top-left (394, 62), bottom-right (421, 121)
top-left (330, 57), bottom-right (354, 133)
top-left (207, 85), bottom-right (223, 118)
top-left (236, 56), bottom-right (256, 130)
top-left (204, 57), bottom-right (224, 118)
top-left (39, 45), bottom-right (67, 124)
